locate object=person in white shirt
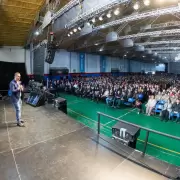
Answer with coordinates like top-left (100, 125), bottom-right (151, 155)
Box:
top-left (146, 95), bottom-right (157, 116)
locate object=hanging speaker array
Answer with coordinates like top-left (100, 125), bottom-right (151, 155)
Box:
top-left (45, 42), bottom-right (56, 64)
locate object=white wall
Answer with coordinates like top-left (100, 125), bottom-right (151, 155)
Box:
top-left (0, 46), bottom-right (25, 63)
top-left (85, 54), bottom-right (100, 72)
top-left (130, 60), bottom-right (155, 72)
top-left (106, 56), bottom-right (128, 72)
top-left (0, 46), bottom-right (32, 75)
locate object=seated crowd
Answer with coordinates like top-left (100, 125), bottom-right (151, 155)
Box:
top-left (47, 74), bottom-right (180, 123)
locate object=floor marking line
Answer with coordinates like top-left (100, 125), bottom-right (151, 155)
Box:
top-left (104, 108), bottom-right (136, 126)
top-left (137, 139), bottom-right (180, 155)
top-left (67, 100), bottom-right (85, 105)
top-left (67, 108), bottom-right (180, 156)
top-left (4, 104), bottom-right (22, 180)
top-left (13, 126), bottom-right (86, 153)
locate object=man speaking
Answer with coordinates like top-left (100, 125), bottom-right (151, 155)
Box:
top-left (9, 72), bottom-right (25, 127)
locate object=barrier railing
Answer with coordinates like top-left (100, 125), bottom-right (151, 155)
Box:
top-left (97, 112), bottom-right (180, 156)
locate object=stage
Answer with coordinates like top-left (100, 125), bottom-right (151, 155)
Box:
top-left (0, 100), bottom-right (178, 180)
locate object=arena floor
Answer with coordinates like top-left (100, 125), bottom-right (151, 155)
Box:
top-left (59, 93), bottom-right (180, 167)
top-left (0, 100), bottom-right (175, 180)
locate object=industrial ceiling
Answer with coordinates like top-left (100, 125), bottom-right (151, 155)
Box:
top-left (9, 0), bottom-right (180, 63)
top-left (0, 0), bottom-right (45, 46)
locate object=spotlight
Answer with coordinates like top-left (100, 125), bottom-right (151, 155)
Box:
top-left (99, 16), bottom-right (103, 21)
top-left (92, 18), bottom-right (96, 23)
top-left (133, 2), bottom-right (139, 10)
top-left (87, 22), bottom-right (91, 26)
top-left (73, 28), bottom-right (77, 32)
top-left (78, 27), bottom-right (81, 30)
top-left (68, 34), bottom-right (70, 37)
top-left (106, 12), bottom-right (112, 18)
top-left (144, 0), bottom-right (150, 6)
top-left (70, 31), bottom-right (73, 35)
top-left (35, 31), bottom-right (39, 36)
top-left (114, 8), bottom-right (120, 15)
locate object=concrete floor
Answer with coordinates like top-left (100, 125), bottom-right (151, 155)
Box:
top-left (0, 100), bottom-right (176, 180)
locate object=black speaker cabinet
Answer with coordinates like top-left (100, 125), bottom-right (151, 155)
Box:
top-left (112, 122), bottom-right (140, 148)
top-left (54, 97), bottom-right (67, 114)
top-left (26, 92), bottom-right (45, 107)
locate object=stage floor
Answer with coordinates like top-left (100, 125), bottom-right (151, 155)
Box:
top-left (0, 100), bottom-right (177, 180)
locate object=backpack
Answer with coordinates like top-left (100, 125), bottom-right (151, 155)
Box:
top-left (8, 90), bottom-right (12, 97)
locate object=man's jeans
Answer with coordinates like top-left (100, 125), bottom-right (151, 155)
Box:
top-left (12, 99), bottom-right (22, 123)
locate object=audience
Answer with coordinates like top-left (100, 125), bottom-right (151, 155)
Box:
top-left (45, 74), bottom-right (180, 123)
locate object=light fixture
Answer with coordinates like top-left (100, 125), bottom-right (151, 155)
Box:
top-left (70, 31), bottom-right (73, 35)
top-left (92, 18), bottom-right (96, 23)
top-left (68, 34), bottom-right (70, 37)
top-left (133, 2), bottom-right (139, 10)
top-left (114, 8), bottom-right (120, 15)
top-left (73, 28), bottom-right (77, 32)
top-left (95, 43), bottom-right (98, 46)
top-left (106, 12), bottom-right (112, 18)
top-left (144, 0), bottom-right (150, 6)
top-left (78, 27), bottom-right (81, 30)
top-left (35, 31), bottom-right (39, 36)
top-left (99, 16), bottom-right (103, 21)
top-left (87, 22), bottom-right (91, 26)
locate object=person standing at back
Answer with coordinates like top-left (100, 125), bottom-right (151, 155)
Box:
top-left (9, 72), bottom-right (25, 127)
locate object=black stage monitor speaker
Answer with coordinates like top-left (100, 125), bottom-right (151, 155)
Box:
top-left (53, 97), bottom-right (67, 114)
top-left (26, 92), bottom-right (45, 107)
top-left (112, 122), bottom-right (140, 148)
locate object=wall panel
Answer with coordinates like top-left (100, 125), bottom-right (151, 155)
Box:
top-left (0, 46), bottom-right (25, 63)
top-left (86, 54), bottom-right (100, 72)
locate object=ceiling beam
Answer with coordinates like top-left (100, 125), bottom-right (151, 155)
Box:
top-left (136, 40), bottom-right (180, 46)
top-left (94, 6), bottom-right (180, 31)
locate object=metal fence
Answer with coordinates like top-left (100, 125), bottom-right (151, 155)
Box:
top-left (97, 112), bottom-right (180, 156)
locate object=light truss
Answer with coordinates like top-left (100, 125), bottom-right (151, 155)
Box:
top-left (147, 21), bottom-right (180, 29)
top-left (155, 51), bottom-right (180, 54)
top-left (94, 6), bottom-right (180, 31)
top-left (118, 29), bottom-right (180, 40)
top-left (136, 40), bottom-right (180, 46)
top-left (33, 40), bottom-right (47, 51)
top-left (52, 0), bottom-right (79, 20)
top-left (146, 47), bottom-right (180, 50)
top-left (66, 0), bottom-right (129, 28)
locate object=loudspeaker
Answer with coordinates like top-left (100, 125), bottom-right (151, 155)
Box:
top-left (26, 92), bottom-right (45, 107)
top-left (45, 42), bottom-right (56, 64)
top-left (112, 122), bottom-right (140, 148)
top-left (54, 97), bottom-right (67, 114)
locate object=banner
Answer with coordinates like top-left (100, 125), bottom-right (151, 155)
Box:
top-left (100, 55), bottom-right (106, 72)
top-left (79, 53), bottom-right (85, 72)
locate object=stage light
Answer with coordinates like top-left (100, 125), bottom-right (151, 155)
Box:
top-left (144, 0), bottom-right (150, 6)
top-left (35, 31), bottom-right (39, 36)
top-left (133, 2), bottom-right (139, 10)
top-left (99, 16), bottom-right (103, 21)
top-left (114, 8), bottom-right (120, 15)
top-left (73, 28), bottom-right (77, 32)
top-left (78, 27), bottom-right (81, 30)
top-left (107, 12), bottom-right (112, 18)
top-left (70, 31), bottom-right (73, 35)
top-left (92, 18), bottom-right (96, 23)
